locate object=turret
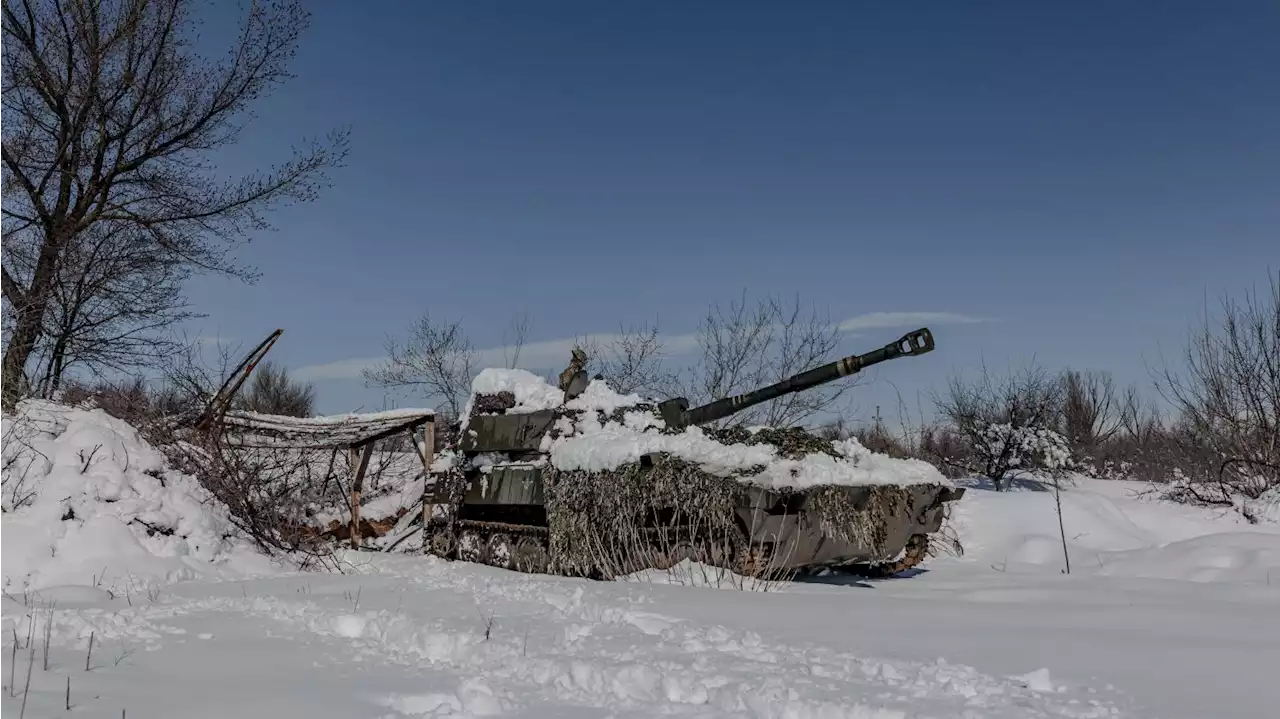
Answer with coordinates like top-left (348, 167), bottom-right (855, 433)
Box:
top-left (657, 328), bottom-right (935, 429)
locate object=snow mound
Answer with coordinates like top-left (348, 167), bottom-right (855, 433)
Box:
top-left (1094, 532), bottom-right (1280, 583)
top-left (2, 400), bottom-right (277, 593)
top-left (945, 476), bottom-right (1280, 583)
top-left (1243, 487), bottom-right (1280, 524)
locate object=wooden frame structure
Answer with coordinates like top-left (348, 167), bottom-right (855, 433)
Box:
top-left (218, 408), bottom-right (436, 549)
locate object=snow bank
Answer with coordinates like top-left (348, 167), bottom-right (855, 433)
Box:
top-left (1243, 487), bottom-right (1280, 524)
top-left (944, 476), bottom-right (1280, 583)
top-left (2, 400), bottom-right (276, 593)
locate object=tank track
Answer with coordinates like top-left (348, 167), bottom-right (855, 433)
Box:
top-left (425, 514), bottom-right (930, 581)
top-left (424, 517), bottom-right (720, 578)
top-left (425, 517), bottom-right (553, 573)
top-left (827, 533), bottom-right (930, 579)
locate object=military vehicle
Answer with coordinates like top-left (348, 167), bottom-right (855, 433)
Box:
top-left (423, 328), bottom-right (965, 580)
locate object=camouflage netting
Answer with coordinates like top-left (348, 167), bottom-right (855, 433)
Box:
top-left (470, 391), bottom-right (517, 415)
top-left (540, 415), bottom-right (940, 578)
top-left (543, 456), bottom-right (742, 578)
top-left (803, 484), bottom-right (913, 550)
top-left (709, 425), bottom-right (843, 459)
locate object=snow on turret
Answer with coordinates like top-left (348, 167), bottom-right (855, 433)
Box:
top-left (458, 369), bottom-right (949, 491)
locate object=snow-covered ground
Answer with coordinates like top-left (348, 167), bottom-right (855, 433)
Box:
top-left (4, 404), bottom-right (1279, 718)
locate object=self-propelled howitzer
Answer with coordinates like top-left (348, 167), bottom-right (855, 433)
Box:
top-left (422, 327), bottom-right (963, 580)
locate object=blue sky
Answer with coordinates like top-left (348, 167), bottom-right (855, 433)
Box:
top-left (185, 1), bottom-right (1279, 420)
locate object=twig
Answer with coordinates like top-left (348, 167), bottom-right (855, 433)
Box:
top-left (114, 641), bottom-right (135, 667)
top-left (86, 631), bottom-right (95, 671)
top-left (1053, 473), bottom-right (1071, 574)
top-left (79, 444), bottom-right (103, 474)
top-left (42, 600), bottom-right (56, 670)
top-left (25, 608), bottom-right (37, 651)
top-left (19, 646), bottom-right (34, 719)
top-left (65, 675), bottom-right (71, 710)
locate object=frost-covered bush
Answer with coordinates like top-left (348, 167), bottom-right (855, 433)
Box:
top-left (978, 423), bottom-right (1072, 473)
top-left (931, 365), bottom-right (1074, 490)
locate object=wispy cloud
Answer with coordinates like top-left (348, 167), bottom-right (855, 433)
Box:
top-left (294, 310), bottom-right (989, 381)
top-left (835, 311), bottom-right (987, 333)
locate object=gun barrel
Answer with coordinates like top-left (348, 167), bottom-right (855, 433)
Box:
top-left (676, 328), bottom-right (934, 427)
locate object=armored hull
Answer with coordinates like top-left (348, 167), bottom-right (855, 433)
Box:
top-left (429, 456), bottom-right (962, 579)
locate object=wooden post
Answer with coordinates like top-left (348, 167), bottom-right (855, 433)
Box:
top-left (349, 443), bottom-right (373, 550)
top-left (419, 418), bottom-right (436, 553)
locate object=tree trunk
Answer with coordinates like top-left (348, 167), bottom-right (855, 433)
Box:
top-left (2, 228), bottom-right (66, 411)
top-left (2, 308), bottom-right (44, 410)
top-left (48, 335), bottom-right (70, 396)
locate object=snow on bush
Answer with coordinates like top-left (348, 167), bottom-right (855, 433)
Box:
top-left (1244, 487), bottom-right (1280, 524)
top-left (979, 424), bottom-right (1072, 472)
top-left (463, 371), bottom-right (949, 490)
top-left (1157, 468), bottom-right (1280, 524)
top-left (2, 400), bottom-right (276, 593)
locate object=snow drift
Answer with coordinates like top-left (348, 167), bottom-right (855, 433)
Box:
top-left (2, 400), bottom-right (276, 593)
top-left (943, 475), bottom-right (1280, 583)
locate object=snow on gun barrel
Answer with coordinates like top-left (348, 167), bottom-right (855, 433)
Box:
top-left (425, 328), bottom-right (965, 580)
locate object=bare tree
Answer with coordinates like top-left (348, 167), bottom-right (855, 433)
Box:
top-left (932, 363), bottom-right (1069, 490)
top-left (2, 0), bottom-right (350, 410)
top-left (1157, 272), bottom-right (1280, 502)
top-left (500, 312), bottom-right (532, 370)
top-left (1059, 369), bottom-right (1134, 456)
top-left (12, 221), bottom-right (198, 395)
top-left (151, 332), bottom-right (241, 417)
top-left (365, 293), bottom-right (862, 431)
top-left (237, 361), bottom-right (315, 417)
top-left (683, 293), bottom-right (855, 428)
top-left (57, 374), bottom-right (151, 417)
top-left (363, 309), bottom-right (542, 420)
top-left (363, 313), bottom-right (478, 421)
top-left (587, 321), bottom-right (681, 397)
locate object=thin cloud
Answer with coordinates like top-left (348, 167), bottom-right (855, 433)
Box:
top-left (294, 310), bottom-right (989, 381)
top-left (837, 311), bottom-right (987, 333)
